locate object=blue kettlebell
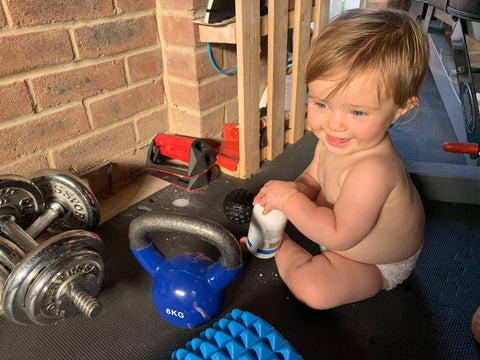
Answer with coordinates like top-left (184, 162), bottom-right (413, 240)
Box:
top-left (129, 212), bottom-right (243, 328)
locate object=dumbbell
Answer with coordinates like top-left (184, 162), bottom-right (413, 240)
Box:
top-left (25, 169), bottom-right (101, 239)
top-left (0, 174), bottom-right (44, 315)
top-left (0, 235), bottom-right (24, 315)
top-left (0, 175), bottom-right (105, 324)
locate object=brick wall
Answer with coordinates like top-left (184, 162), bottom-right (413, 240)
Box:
top-left (0, 0), bottom-right (241, 199)
top-left (158, 0), bottom-right (238, 138)
top-left (0, 0), bottom-right (169, 198)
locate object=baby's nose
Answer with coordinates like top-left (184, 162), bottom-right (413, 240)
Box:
top-left (326, 113), bottom-right (347, 132)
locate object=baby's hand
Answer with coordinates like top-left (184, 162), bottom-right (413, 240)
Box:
top-left (254, 180), bottom-right (299, 214)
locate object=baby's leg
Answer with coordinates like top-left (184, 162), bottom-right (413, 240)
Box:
top-left (275, 234), bottom-right (385, 309)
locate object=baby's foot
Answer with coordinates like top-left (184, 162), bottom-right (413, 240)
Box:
top-left (472, 305), bottom-right (480, 342)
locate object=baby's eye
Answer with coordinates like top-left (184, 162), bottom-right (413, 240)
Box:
top-left (317, 103), bottom-right (327, 109)
top-left (352, 110), bottom-right (365, 116)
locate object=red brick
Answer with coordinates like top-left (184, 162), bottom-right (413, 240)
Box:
top-left (158, 0), bottom-right (208, 10)
top-left (172, 107), bottom-right (224, 138)
top-left (225, 98), bottom-right (239, 124)
top-left (199, 107), bottom-right (225, 139)
top-left (161, 14), bottom-right (201, 48)
top-left (51, 122), bottom-right (136, 172)
top-left (209, 43), bottom-right (238, 75)
top-left (89, 80), bottom-right (165, 128)
top-left (0, 30), bottom-right (73, 77)
top-left (170, 74), bottom-right (237, 111)
top-left (223, 44), bottom-right (237, 70)
top-left (31, 60), bottom-right (126, 110)
top-left (127, 49), bottom-right (163, 82)
top-left (0, 8), bottom-right (6, 29)
top-left (74, 16), bottom-right (158, 59)
top-left (117, 0), bottom-right (156, 12)
top-left (7, 0), bottom-right (114, 27)
top-left (0, 105), bottom-right (89, 163)
top-left (198, 76), bottom-right (238, 109)
top-left (165, 48), bottom-right (218, 81)
top-left (0, 81), bottom-right (33, 121)
top-left (136, 108), bottom-right (169, 142)
top-left (170, 108), bottom-right (202, 137)
top-left (0, 154), bottom-right (49, 177)
top-left (168, 82), bottom-right (200, 110)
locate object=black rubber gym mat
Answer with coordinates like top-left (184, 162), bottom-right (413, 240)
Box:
top-left (2, 132), bottom-right (479, 359)
top-left (414, 201), bottom-right (480, 359)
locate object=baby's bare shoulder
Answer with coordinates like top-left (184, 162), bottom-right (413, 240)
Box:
top-left (348, 152), bottom-right (404, 178)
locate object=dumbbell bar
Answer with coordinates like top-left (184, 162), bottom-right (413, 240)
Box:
top-left (26, 169), bottom-right (101, 238)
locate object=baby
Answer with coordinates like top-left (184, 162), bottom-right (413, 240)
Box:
top-left (241, 8), bottom-right (429, 309)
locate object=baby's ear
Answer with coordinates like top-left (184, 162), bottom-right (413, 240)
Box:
top-left (392, 96), bottom-right (419, 124)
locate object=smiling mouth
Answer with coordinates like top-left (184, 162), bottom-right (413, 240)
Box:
top-left (325, 134), bottom-right (352, 147)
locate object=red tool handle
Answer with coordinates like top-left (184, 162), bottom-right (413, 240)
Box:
top-left (442, 142), bottom-right (479, 155)
top-left (154, 134), bottom-right (196, 164)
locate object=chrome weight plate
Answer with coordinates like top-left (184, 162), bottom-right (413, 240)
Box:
top-left (2, 230), bottom-right (105, 324)
top-left (30, 169), bottom-right (100, 234)
top-left (24, 249), bottom-right (104, 324)
top-left (0, 263), bottom-right (9, 315)
top-left (0, 175), bottom-right (45, 228)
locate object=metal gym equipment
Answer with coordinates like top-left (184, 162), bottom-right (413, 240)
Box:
top-left (25, 169), bottom-right (101, 238)
top-left (419, 0), bottom-right (480, 156)
top-left (0, 173), bottom-right (105, 324)
top-left (129, 212), bottom-right (242, 328)
top-left (2, 230), bottom-right (105, 325)
top-left (146, 134), bottom-right (219, 191)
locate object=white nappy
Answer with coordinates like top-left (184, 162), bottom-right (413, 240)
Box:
top-left (376, 246), bottom-right (422, 290)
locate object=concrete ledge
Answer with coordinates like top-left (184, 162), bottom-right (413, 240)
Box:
top-left (406, 160), bottom-right (480, 205)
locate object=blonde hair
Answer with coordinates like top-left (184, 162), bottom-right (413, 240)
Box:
top-left (305, 8), bottom-right (429, 108)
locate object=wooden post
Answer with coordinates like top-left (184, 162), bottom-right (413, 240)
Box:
top-left (235, 0), bottom-right (261, 178)
top-left (266, 0), bottom-right (289, 160)
top-left (286, 0), bottom-right (312, 144)
top-left (312, 0), bottom-right (330, 39)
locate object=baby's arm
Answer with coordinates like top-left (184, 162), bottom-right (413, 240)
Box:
top-left (294, 140), bottom-right (322, 200)
top-left (254, 141), bottom-right (322, 211)
top-left (283, 156), bottom-right (395, 251)
top-left (294, 168), bottom-right (321, 201)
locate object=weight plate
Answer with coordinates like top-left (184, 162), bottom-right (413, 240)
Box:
top-left (0, 175), bottom-right (45, 228)
top-left (30, 169), bottom-right (100, 234)
top-left (462, 82), bottom-right (476, 135)
top-left (0, 263), bottom-right (9, 315)
top-left (24, 250), bottom-right (104, 324)
top-left (0, 235), bottom-right (25, 270)
top-left (2, 230), bottom-right (105, 324)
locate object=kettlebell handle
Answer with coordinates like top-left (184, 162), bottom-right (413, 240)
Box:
top-left (129, 212), bottom-right (242, 270)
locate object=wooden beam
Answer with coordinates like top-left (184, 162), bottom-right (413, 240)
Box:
top-left (236, 0), bottom-right (261, 178)
top-left (265, 0), bottom-right (289, 160)
top-left (312, 0), bottom-right (330, 39)
top-left (286, 0), bottom-right (312, 144)
top-left (198, 9), bottom-right (317, 44)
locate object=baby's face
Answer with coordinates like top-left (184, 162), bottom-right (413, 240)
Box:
top-left (307, 70), bottom-right (405, 156)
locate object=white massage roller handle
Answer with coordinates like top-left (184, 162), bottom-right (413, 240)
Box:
top-left (247, 203), bottom-right (287, 259)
